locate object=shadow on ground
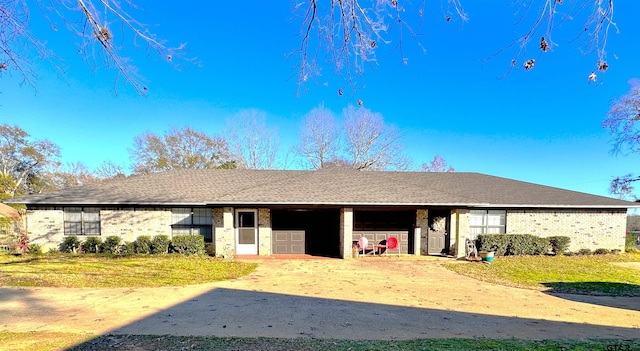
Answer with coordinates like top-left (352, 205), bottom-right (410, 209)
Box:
top-left (64, 287), bottom-right (640, 350)
top-left (542, 282), bottom-right (640, 311)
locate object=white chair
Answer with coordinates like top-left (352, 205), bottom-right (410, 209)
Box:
top-left (356, 236), bottom-right (371, 257)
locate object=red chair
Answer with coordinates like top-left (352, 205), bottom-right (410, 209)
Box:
top-left (375, 236), bottom-right (400, 256)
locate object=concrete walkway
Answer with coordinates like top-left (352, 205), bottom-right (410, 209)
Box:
top-left (1, 258), bottom-right (639, 340)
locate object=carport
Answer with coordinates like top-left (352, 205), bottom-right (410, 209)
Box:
top-left (353, 209), bottom-right (416, 254)
top-left (271, 209), bottom-right (341, 257)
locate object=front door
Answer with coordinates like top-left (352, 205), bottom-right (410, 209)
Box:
top-left (236, 210), bottom-right (258, 255)
top-left (428, 210), bottom-right (449, 255)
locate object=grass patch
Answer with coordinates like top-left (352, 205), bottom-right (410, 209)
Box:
top-left (0, 331), bottom-right (94, 351)
top-left (0, 254), bottom-right (256, 288)
top-left (13, 333), bottom-right (632, 351)
top-left (445, 252), bottom-right (640, 296)
top-left (3, 332), bottom-right (638, 351)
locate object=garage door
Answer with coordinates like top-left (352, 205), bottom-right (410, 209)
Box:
top-left (272, 230), bottom-right (305, 254)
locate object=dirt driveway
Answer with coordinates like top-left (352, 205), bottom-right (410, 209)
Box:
top-left (1, 257), bottom-right (639, 340)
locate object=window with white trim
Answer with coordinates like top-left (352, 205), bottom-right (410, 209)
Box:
top-left (171, 208), bottom-right (212, 242)
top-left (469, 210), bottom-right (506, 237)
top-left (64, 207), bottom-right (100, 236)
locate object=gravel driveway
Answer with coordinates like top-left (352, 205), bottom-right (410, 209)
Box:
top-left (1, 257), bottom-right (639, 340)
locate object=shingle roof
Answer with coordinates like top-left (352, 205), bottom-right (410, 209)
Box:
top-left (4, 168), bottom-right (636, 208)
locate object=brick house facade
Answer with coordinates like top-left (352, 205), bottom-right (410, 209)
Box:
top-left (8, 169), bottom-right (636, 257)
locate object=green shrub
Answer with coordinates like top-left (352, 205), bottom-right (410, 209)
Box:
top-left (476, 234), bottom-right (549, 256)
top-left (120, 241), bottom-right (136, 255)
top-left (61, 236), bottom-right (81, 253)
top-left (101, 236), bottom-right (122, 254)
top-left (151, 235), bottom-right (170, 254)
top-left (577, 248), bottom-right (592, 255)
top-left (626, 231), bottom-right (639, 250)
top-left (28, 244), bottom-right (42, 255)
top-left (593, 248), bottom-right (611, 255)
top-left (549, 236), bottom-right (571, 255)
top-left (611, 249), bottom-right (622, 254)
top-left (171, 235), bottom-right (205, 255)
top-left (205, 243), bottom-right (216, 256)
top-left (134, 236), bottom-right (152, 254)
top-left (81, 237), bottom-right (103, 254)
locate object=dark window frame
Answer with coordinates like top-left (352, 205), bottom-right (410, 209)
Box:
top-left (63, 207), bottom-right (101, 236)
top-left (171, 208), bottom-right (213, 243)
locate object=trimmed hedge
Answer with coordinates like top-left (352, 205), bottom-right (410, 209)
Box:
top-left (171, 235), bottom-right (205, 255)
top-left (101, 236), bottom-right (122, 254)
top-left (61, 236), bottom-right (81, 253)
top-left (549, 236), bottom-right (571, 255)
top-left (205, 243), bottom-right (216, 257)
top-left (151, 235), bottom-right (170, 254)
top-left (121, 241), bottom-right (136, 255)
top-left (476, 234), bottom-right (549, 256)
top-left (81, 237), bottom-right (103, 253)
top-left (134, 236), bottom-right (152, 254)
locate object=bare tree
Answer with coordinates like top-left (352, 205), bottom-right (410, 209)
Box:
top-left (603, 79), bottom-right (640, 199)
top-left (0, 124), bottom-right (60, 198)
top-left (294, 0), bottom-right (617, 89)
top-left (49, 161), bottom-right (102, 189)
top-left (1, 0), bottom-right (185, 94)
top-left (343, 104), bottom-right (409, 170)
top-left (225, 110), bottom-right (280, 170)
top-left (130, 126), bottom-right (234, 174)
top-left (422, 155), bottom-right (455, 172)
top-left (95, 160), bottom-right (126, 179)
top-left (296, 104), bottom-right (341, 169)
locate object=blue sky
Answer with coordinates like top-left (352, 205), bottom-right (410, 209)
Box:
top-left (1, 1), bottom-right (639, 197)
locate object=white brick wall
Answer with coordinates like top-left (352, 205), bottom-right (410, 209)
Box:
top-left (101, 208), bottom-right (171, 242)
top-left (214, 207), bottom-right (235, 258)
top-left (506, 209), bottom-right (627, 251)
top-left (26, 209), bottom-right (64, 252)
top-left (258, 208), bottom-right (271, 256)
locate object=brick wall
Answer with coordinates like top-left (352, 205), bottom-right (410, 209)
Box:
top-left (506, 209), bottom-right (627, 251)
top-left (26, 209), bottom-right (64, 252)
top-left (214, 207), bottom-right (235, 258)
top-left (340, 208), bottom-right (353, 259)
top-left (453, 209), bottom-right (470, 258)
top-left (416, 209), bottom-right (429, 255)
top-left (258, 208), bottom-right (271, 256)
top-left (101, 208), bottom-right (171, 242)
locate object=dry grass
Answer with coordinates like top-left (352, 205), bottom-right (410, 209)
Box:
top-left (445, 252), bottom-right (640, 296)
top-left (0, 254), bottom-right (257, 288)
top-left (2, 332), bottom-right (638, 351)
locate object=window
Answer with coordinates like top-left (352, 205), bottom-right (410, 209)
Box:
top-left (469, 210), bottom-right (506, 237)
top-left (64, 207), bottom-right (100, 236)
top-left (171, 208), bottom-right (212, 242)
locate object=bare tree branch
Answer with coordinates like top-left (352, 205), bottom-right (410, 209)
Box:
top-left (296, 104), bottom-right (341, 169)
top-left (1, 0), bottom-right (186, 95)
top-left (422, 155), bottom-right (454, 172)
top-left (343, 104), bottom-right (409, 170)
top-left (225, 110), bottom-right (280, 170)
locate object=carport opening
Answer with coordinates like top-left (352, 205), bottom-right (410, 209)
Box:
top-left (271, 209), bottom-right (340, 258)
top-left (354, 210), bottom-right (415, 254)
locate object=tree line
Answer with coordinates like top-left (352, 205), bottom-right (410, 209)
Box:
top-left (0, 104), bottom-right (454, 199)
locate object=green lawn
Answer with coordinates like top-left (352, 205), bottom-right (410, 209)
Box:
top-left (0, 254), bottom-right (257, 288)
top-left (445, 252), bottom-right (640, 296)
top-left (2, 332), bottom-right (638, 351)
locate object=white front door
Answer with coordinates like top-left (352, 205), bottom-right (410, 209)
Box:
top-left (236, 209), bottom-right (258, 255)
